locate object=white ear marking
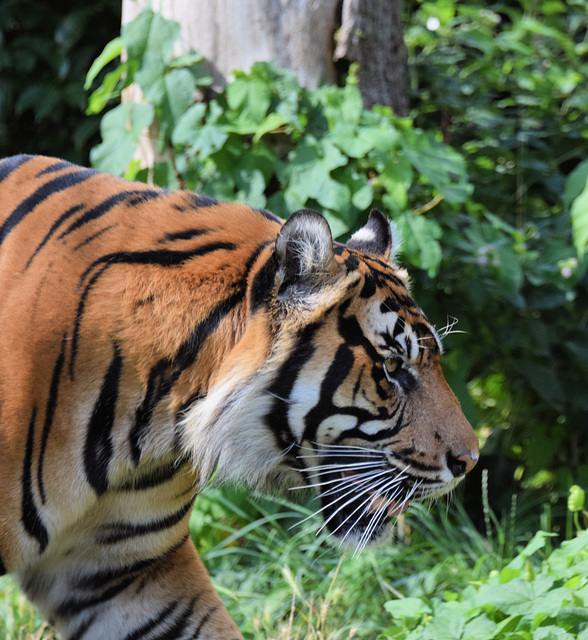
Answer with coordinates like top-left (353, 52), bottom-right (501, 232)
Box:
top-left (347, 209), bottom-right (397, 260)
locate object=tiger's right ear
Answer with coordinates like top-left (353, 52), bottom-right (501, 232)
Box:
top-left (275, 209), bottom-right (336, 296)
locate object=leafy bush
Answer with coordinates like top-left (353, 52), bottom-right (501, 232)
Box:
top-left (0, 0), bottom-right (120, 163)
top-left (86, 3), bottom-right (588, 514)
top-left (381, 530), bottom-right (588, 640)
top-left (403, 0), bottom-right (588, 502)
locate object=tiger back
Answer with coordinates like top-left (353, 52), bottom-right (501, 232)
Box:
top-left (0, 155), bottom-right (478, 639)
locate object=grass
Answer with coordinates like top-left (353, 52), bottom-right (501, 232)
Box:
top-left (0, 485), bottom-right (530, 639)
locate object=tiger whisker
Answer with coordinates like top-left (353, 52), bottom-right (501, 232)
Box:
top-left (309, 441), bottom-right (385, 452)
top-left (295, 452), bottom-right (385, 460)
top-left (300, 460), bottom-right (386, 473)
top-left (288, 466), bottom-right (391, 492)
top-left (335, 482), bottom-right (406, 544)
top-left (294, 469), bottom-right (404, 529)
top-left (313, 468), bottom-right (404, 500)
top-left (315, 471), bottom-right (408, 536)
top-left (354, 479), bottom-right (422, 555)
top-left (351, 487), bottom-right (404, 554)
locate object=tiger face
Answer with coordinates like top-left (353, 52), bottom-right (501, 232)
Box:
top-left (180, 208), bottom-right (478, 551)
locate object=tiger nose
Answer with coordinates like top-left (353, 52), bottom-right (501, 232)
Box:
top-left (446, 450), bottom-right (479, 478)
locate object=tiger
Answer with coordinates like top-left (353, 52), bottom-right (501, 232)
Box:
top-left (0, 154), bottom-right (478, 639)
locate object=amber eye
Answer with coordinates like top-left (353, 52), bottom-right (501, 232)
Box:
top-left (383, 357), bottom-right (403, 380)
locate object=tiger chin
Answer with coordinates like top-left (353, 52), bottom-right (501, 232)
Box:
top-left (0, 155), bottom-right (478, 640)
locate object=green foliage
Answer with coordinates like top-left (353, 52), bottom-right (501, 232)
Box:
top-left (87, 9), bottom-right (471, 258)
top-left (86, 1), bottom-right (588, 507)
top-left (402, 0), bottom-right (588, 500)
top-left (380, 530), bottom-right (588, 640)
top-left (0, 0), bottom-right (120, 163)
top-left (0, 575), bottom-right (54, 639)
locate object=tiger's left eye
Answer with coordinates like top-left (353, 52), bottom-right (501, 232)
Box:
top-left (383, 357), bottom-right (403, 381)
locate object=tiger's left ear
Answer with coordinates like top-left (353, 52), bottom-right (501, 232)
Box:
top-left (347, 209), bottom-right (397, 261)
top-left (275, 209), bottom-right (336, 295)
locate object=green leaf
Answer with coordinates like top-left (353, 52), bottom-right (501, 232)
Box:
top-left (86, 64), bottom-right (126, 115)
top-left (351, 182), bottom-right (374, 210)
top-left (121, 8), bottom-right (155, 60)
top-left (570, 176), bottom-right (588, 257)
top-left (135, 50), bottom-right (166, 105)
top-left (252, 112), bottom-right (289, 143)
top-left (507, 531), bottom-right (553, 571)
top-left (123, 10), bottom-right (179, 64)
top-left (90, 102), bottom-right (154, 176)
top-left (401, 129), bottom-right (473, 204)
top-left (282, 137), bottom-right (350, 214)
top-left (379, 155), bottom-right (413, 211)
top-left (481, 578), bottom-right (536, 615)
top-left (384, 597), bottom-right (431, 619)
top-left (563, 160), bottom-right (588, 209)
top-left (84, 36), bottom-right (123, 90)
top-left (393, 211), bottom-right (443, 276)
top-left (172, 103), bottom-right (207, 146)
top-left (226, 78), bottom-right (272, 127)
top-left (162, 68), bottom-right (196, 127)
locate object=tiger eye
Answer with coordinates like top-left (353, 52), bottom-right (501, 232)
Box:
top-left (384, 358), bottom-right (402, 376)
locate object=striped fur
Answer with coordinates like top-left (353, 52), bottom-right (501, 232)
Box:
top-left (0, 155), bottom-right (478, 639)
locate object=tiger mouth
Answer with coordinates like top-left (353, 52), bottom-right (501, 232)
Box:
top-left (314, 464), bottom-right (416, 549)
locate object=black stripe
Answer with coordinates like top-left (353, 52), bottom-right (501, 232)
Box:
top-left (38, 335), bottom-right (67, 504)
top-left (249, 249), bottom-right (276, 312)
top-left (171, 240), bottom-right (269, 374)
top-left (264, 323), bottom-right (322, 450)
top-left (131, 286), bottom-right (249, 461)
top-left (129, 359), bottom-right (174, 465)
top-left (80, 242), bottom-right (237, 283)
top-left (68, 613), bottom-right (98, 640)
top-left (117, 462), bottom-right (182, 491)
top-left (58, 190), bottom-right (161, 240)
top-left (73, 224), bottom-right (118, 251)
top-left (185, 192), bottom-right (218, 208)
top-left (302, 342), bottom-right (356, 444)
top-left (255, 207), bottom-right (283, 223)
top-left (97, 497), bottom-right (194, 544)
top-left (70, 263), bottom-right (109, 380)
top-left (83, 343), bottom-right (123, 495)
top-left (0, 168), bottom-right (96, 246)
top-left (160, 228), bottom-right (208, 243)
top-left (189, 605), bottom-right (219, 640)
top-left (148, 597), bottom-right (198, 640)
top-left (70, 243), bottom-right (239, 375)
top-left (360, 274), bottom-right (377, 298)
top-left (121, 601), bottom-right (180, 640)
top-left (35, 160), bottom-right (73, 176)
top-left (172, 288), bottom-right (244, 379)
top-left (0, 154), bottom-right (33, 185)
top-left (74, 533), bottom-right (189, 591)
top-left (25, 203), bottom-right (85, 270)
top-left (56, 575), bottom-right (136, 617)
top-left (21, 408), bottom-right (49, 553)
top-left (0, 554), bottom-right (6, 575)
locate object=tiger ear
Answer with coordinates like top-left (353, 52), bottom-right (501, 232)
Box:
top-left (275, 209), bottom-right (335, 294)
top-left (347, 209), bottom-right (397, 261)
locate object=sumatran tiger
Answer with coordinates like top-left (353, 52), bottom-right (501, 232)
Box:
top-left (0, 154), bottom-right (478, 639)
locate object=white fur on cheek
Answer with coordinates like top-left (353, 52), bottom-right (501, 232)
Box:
top-left (179, 370), bottom-right (285, 490)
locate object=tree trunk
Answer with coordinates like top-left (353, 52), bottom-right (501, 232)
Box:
top-left (121, 0), bottom-right (407, 111)
top-left (334, 0), bottom-right (408, 115)
top-left (122, 0), bottom-right (339, 90)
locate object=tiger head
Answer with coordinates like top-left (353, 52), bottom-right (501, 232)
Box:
top-left (180, 208), bottom-right (478, 550)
